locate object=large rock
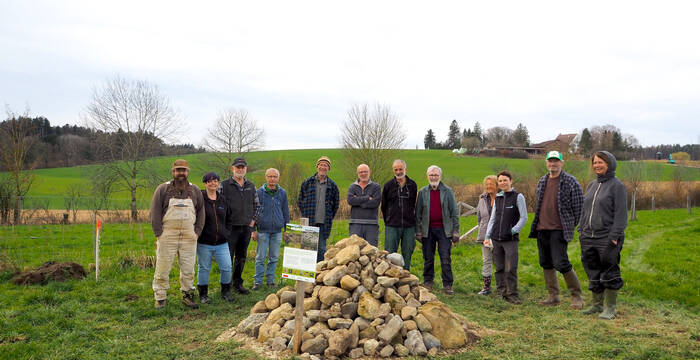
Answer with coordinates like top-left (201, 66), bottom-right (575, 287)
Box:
top-left (306, 310), bottom-right (331, 322)
top-left (237, 312), bottom-right (269, 338)
top-left (303, 296), bottom-right (321, 311)
top-left (265, 293), bottom-right (280, 310)
top-left (266, 302), bottom-right (293, 326)
top-left (377, 276), bottom-right (399, 287)
top-left (378, 315), bottom-right (403, 343)
top-left (335, 244), bottom-right (361, 265)
top-left (325, 329), bottom-right (353, 357)
top-left (404, 329), bottom-right (427, 356)
top-left (386, 253), bottom-right (405, 267)
top-left (363, 339), bottom-right (380, 356)
top-left (323, 265), bottom-right (348, 286)
top-left (384, 267), bottom-right (402, 278)
top-left (394, 343), bottom-right (410, 357)
top-left (418, 302), bottom-right (467, 348)
top-left (340, 275), bottom-right (360, 291)
top-left (319, 286), bottom-right (351, 306)
top-left (250, 300), bottom-right (268, 314)
top-left (418, 287), bottom-right (438, 303)
top-left (328, 318), bottom-right (353, 330)
top-left (421, 331), bottom-right (441, 351)
top-left (401, 306), bottom-right (417, 320)
top-left (414, 313), bottom-right (432, 332)
top-left (360, 245), bottom-right (378, 257)
top-left (384, 288), bottom-right (407, 314)
top-left (374, 261), bottom-right (390, 275)
top-left (379, 344), bottom-right (394, 358)
top-left (280, 291), bottom-right (296, 305)
top-left (397, 274), bottom-right (420, 286)
top-left (341, 302), bottom-right (358, 318)
top-left (301, 334), bottom-right (328, 355)
top-left (357, 291), bottom-right (382, 320)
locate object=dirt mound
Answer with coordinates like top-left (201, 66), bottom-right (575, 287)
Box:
top-left (12, 261), bottom-right (87, 285)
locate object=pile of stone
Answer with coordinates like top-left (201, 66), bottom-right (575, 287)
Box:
top-left (234, 235), bottom-right (479, 359)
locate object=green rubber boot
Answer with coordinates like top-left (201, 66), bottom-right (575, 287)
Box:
top-left (598, 289), bottom-right (618, 320)
top-left (582, 291), bottom-right (604, 314)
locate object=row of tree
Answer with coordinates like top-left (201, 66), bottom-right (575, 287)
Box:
top-left (424, 120), bottom-right (531, 150)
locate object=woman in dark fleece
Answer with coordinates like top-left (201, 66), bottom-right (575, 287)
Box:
top-left (578, 151), bottom-right (627, 319)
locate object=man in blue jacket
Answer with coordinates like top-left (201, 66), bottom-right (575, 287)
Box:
top-left (252, 168), bottom-right (289, 290)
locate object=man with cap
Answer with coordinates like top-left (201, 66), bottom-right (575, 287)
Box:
top-left (529, 150), bottom-right (585, 309)
top-left (220, 157), bottom-right (260, 295)
top-left (347, 164), bottom-right (382, 246)
top-left (150, 159), bottom-right (205, 309)
top-left (381, 159), bottom-right (418, 270)
top-left (298, 156), bottom-right (340, 262)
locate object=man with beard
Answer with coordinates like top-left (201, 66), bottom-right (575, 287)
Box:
top-left (381, 159), bottom-right (418, 270)
top-left (415, 165), bottom-right (459, 295)
top-left (347, 164), bottom-right (382, 246)
top-left (298, 156), bottom-right (340, 262)
top-left (220, 157), bottom-right (260, 295)
top-left (150, 159), bottom-right (205, 309)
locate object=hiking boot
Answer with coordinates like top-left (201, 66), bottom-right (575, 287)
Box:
top-left (234, 282), bottom-right (250, 295)
top-left (505, 295), bottom-right (522, 305)
top-left (477, 276), bottom-right (491, 295)
top-left (252, 283), bottom-right (263, 291)
top-left (598, 289), bottom-right (618, 320)
top-left (444, 285), bottom-right (454, 295)
top-left (583, 291), bottom-right (604, 315)
top-left (154, 299), bottom-right (166, 309)
top-left (563, 269), bottom-right (584, 310)
top-left (538, 269), bottom-right (561, 306)
top-left (182, 290), bottom-right (199, 309)
top-left (198, 285), bottom-right (210, 304)
top-left (421, 281), bottom-right (433, 291)
top-left (267, 282), bottom-right (277, 289)
top-left (221, 283), bottom-right (234, 302)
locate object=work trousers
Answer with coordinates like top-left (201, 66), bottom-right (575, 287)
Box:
top-left (481, 245), bottom-right (494, 277)
top-left (385, 226), bottom-right (416, 270)
top-left (580, 236), bottom-right (624, 293)
top-left (153, 229), bottom-right (197, 300)
top-left (422, 227), bottom-right (453, 287)
top-left (228, 225), bottom-right (252, 286)
top-left (537, 230), bottom-right (573, 273)
top-left (493, 240), bottom-right (519, 298)
top-left (349, 223), bottom-right (379, 247)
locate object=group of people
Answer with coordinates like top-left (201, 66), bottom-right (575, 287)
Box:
top-left (149, 150), bottom-right (627, 320)
top-left (476, 150), bottom-right (627, 319)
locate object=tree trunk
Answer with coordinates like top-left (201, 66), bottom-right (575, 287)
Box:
top-left (688, 192), bottom-right (692, 215)
top-left (13, 196), bottom-right (22, 225)
top-left (630, 188), bottom-right (637, 221)
top-left (651, 194), bottom-right (655, 212)
top-left (131, 185), bottom-right (138, 222)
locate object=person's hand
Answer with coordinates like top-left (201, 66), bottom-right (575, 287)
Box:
top-left (452, 233), bottom-right (459, 244)
top-left (251, 231), bottom-right (258, 241)
top-left (249, 220), bottom-right (255, 227)
top-left (511, 228), bottom-right (517, 235)
top-left (483, 238), bottom-right (492, 248)
top-left (154, 237), bottom-right (158, 250)
top-left (415, 233), bottom-right (422, 243)
top-left (611, 239), bottom-right (618, 246)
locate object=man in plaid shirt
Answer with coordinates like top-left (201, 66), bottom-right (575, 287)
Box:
top-left (298, 156), bottom-right (340, 262)
top-left (529, 151), bottom-right (585, 309)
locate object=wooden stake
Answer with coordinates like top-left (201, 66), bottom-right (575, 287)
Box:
top-left (293, 281), bottom-right (305, 353)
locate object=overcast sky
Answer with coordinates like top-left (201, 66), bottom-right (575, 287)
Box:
top-left (1, 1), bottom-right (699, 149)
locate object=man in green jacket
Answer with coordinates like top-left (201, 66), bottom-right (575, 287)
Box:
top-left (415, 165), bottom-right (459, 295)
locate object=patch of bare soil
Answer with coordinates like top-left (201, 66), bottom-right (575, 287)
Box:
top-left (11, 261), bottom-right (87, 285)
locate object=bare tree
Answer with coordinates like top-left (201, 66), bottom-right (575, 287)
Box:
top-left (340, 103), bottom-right (406, 184)
top-left (202, 108), bottom-right (264, 178)
top-left (647, 163), bottom-right (663, 211)
top-left (84, 76), bottom-right (180, 221)
top-left (0, 106), bottom-right (38, 224)
top-left (622, 160), bottom-right (645, 221)
top-left (484, 126), bottom-right (514, 146)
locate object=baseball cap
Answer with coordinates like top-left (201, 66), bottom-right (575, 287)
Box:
top-left (172, 159), bottom-right (189, 170)
top-left (546, 151), bottom-right (563, 160)
top-left (232, 157), bottom-right (247, 167)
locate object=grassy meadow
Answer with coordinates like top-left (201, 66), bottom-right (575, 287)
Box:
top-left (19, 149), bottom-right (691, 209)
top-left (1, 208), bottom-right (698, 359)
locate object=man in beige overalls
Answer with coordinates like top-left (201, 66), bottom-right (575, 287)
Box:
top-left (150, 159), bottom-right (205, 309)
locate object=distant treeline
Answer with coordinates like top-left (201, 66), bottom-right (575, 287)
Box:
top-left (0, 116), bottom-right (205, 170)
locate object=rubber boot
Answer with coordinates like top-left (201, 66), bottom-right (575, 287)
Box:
top-left (221, 283), bottom-right (234, 302)
top-left (181, 290), bottom-right (199, 309)
top-left (477, 276), bottom-right (492, 295)
top-left (198, 285), bottom-right (210, 304)
top-left (598, 289), bottom-right (618, 320)
top-left (582, 291), bottom-right (604, 314)
top-left (563, 269), bottom-right (584, 310)
top-left (538, 269), bottom-right (560, 306)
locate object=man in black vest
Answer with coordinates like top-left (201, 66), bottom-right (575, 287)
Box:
top-left (220, 157), bottom-right (260, 295)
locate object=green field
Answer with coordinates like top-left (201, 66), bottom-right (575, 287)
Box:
top-left (1, 208), bottom-right (698, 359)
top-left (16, 149), bottom-right (691, 209)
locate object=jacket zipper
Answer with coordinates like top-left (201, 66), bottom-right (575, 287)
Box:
top-left (498, 193), bottom-right (506, 240)
top-left (587, 183), bottom-right (602, 237)
top-left (212, 201), bottom-right (219, 243)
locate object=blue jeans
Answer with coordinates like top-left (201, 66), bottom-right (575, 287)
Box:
top-left (254, 232), bottom-right (282, 285)
top-left (315, 223), bottom-right (329, 263)
top-left (196, 243), bottom-right (232, 286)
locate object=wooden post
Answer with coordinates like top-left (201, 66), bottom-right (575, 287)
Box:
top-left (293, 281), bottom-right (305, 353)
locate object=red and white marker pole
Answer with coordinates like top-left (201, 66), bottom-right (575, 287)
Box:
top-left (95, 219), bottom-right (102, 281)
